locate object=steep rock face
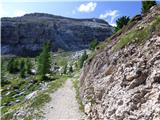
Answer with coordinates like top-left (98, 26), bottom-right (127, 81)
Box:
top-left (1, 13), bottom-right (113, 56)
top-left (80, 6), bottom-right (160, 120)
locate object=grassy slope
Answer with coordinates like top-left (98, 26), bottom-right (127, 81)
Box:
top-left (2, 75), bottom-right (68, 120)
top-left (113, 16), bottom-right (160, 50)
top-left (1, 56), bottom-right (69, 120)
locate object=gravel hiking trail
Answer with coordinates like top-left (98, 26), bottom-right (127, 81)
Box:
top-left (42, 79), bottom-right (85, 120)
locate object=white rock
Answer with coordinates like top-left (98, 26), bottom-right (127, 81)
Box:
top-left (84, 102), bottom-right (91, 114)
top-left (25, 91), bottom-right (38, 101)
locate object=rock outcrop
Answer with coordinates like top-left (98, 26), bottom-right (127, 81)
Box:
top-left (80, 6), bottom-right (160, 120)
top-left (1, 13), bottom-right (113, 56)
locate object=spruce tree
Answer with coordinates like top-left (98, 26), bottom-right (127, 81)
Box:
top-left (115, 16), bottom-right (130, 32)
top-left (79, 51), bottom-right (88, 68)
top-left (142, 0), bottom-right (157, 13)
top-left (20, 67), bottom-right (26, 78)
top-left (63, 64), bottom-right (67, 74)
top-left (26, 58), bottom-right (32, 74)
top-left (20, 59), bottom-right (25, 70)
top-left (20, 59), bottom-right (26, 78)
top-left (89, 39), bottom-right (99, 50)
top-left (69, 65), bottom-right (73, 73)
top-left (7, 58), bottom-right (19, 73)
top-left (7, 58), bottom-right (15, 73)
top-left (38, 42), bottom-right (51, 80)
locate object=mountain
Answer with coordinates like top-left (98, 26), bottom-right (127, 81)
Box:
top-left (80, 6), bottom-right (160, 120)
top-left (1, 13), bottom-right (113, 56)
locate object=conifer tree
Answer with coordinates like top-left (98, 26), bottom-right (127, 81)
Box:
top-left (26, 58), bottom-right (32, 74)
top-left (7, 58), bottom-right (19, 73)
top-left (20, 67), bottom-right (26, 78)
top-left (115, 16), bottom-right (130, 32)
top-left (142, 0), bottom-right (157, 13)
top-left (63, 64), bottom-right (67, 74)
top-left (20, 59), bottom-right (26, 78)
top-left (69, 65), bottom-right (73, 73)
top-left (7, 58), bottom-right (15, 73)
top-left (79, 51), bottom-right (88, 68)
top-left (89, 39), bottom-right (99, 50)
top-left (38, 42), bottom-right (51, 80)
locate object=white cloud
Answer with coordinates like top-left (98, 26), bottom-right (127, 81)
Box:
top-left (99, 10), bottom-right (119, 26)
top-left (14, 10), bottom-right (26, 16)
top-left (77, 2), bottom-right (97, 13)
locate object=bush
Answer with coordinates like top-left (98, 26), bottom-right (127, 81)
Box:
top-left (79, 51), bottom-right (88, 68)
top-left (37, 42), bottom-right (51, 80)
top-left (89, 39), bottom-right (99, 50)
top-left (142, 0), bottom-right (157, 13)
top-left (115, 16), bottom-right (130, 32)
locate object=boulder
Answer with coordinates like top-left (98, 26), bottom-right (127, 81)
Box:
top-left (25, 91), bottom-right (38, 101)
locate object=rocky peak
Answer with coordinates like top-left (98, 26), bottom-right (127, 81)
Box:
top-left (1, 13), bottom-right (113, 56)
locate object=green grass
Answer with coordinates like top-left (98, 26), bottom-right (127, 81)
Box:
top-left (1, 55), bottom-right (69, 120)
top-left (113, 16), bottom-right (160, 51)
top-left (72, 79), bottom-right (84, 112)
top-left (55, 55), bottom-right (68, 66)
top-left (24, 75), bottom-right (68, 118)
top-left (29, 93), bottom-right (51, 108)
top-left (47, 75), bottom-right (68, 93)
top-left (1, 75), bottom-right (68, 120)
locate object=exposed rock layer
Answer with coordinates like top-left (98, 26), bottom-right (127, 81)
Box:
top-left (1, 13), bottom-right (113, 56)
top-left (80, 6), bottom-right (160, 120)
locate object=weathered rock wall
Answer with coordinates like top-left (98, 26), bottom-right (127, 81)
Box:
top-left (80, 6), bottom-right (160, 120)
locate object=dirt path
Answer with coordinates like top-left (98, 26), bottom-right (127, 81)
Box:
top-left (42, 79), bottom-right (85, 120)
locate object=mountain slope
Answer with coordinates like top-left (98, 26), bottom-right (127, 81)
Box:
top-left (1, 13), bottom-right (113, 56)
top-left (80, 6), bottom-right (160, 120)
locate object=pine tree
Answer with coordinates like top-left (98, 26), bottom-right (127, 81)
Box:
top-left (7, 58), bottom-right (14, 73)
top-left (7, 58), bottom-right (19, 73)
top-left (26, 58), bottom-right (32, 74)
top-left (79, 51), bottom-right (88, 68)
top-left (115, 16), bottom-right (130, 32)
top-left (89, 39), bottom-right (99, 50)
top-left (69, 65), bottom-right (73, 73)
top-left (63, 64), bottom-right (67, 74)
top-left (20, 59), bottom-right (26, 78)
top-left (142, 0), bottom-right (157, 13)
top-left (38, 42), bottom-right (51, 80)
top-left (20, 59), bottom-right (25, 70)
top-left (20, 67), bottom-right (26, 78)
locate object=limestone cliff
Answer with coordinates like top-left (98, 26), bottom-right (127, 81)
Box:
top-left (1, 13), bottom-right (113, 56)
top-left (80, 6), bottom-right (160, 120)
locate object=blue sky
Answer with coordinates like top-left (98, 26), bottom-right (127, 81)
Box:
top-left (0, 1), bottom-right (151, 26)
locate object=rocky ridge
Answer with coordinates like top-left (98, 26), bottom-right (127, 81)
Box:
top-left (1, 13), bottom-right (113, 56)
top-left (80, 6), bottom-right (160, 120)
